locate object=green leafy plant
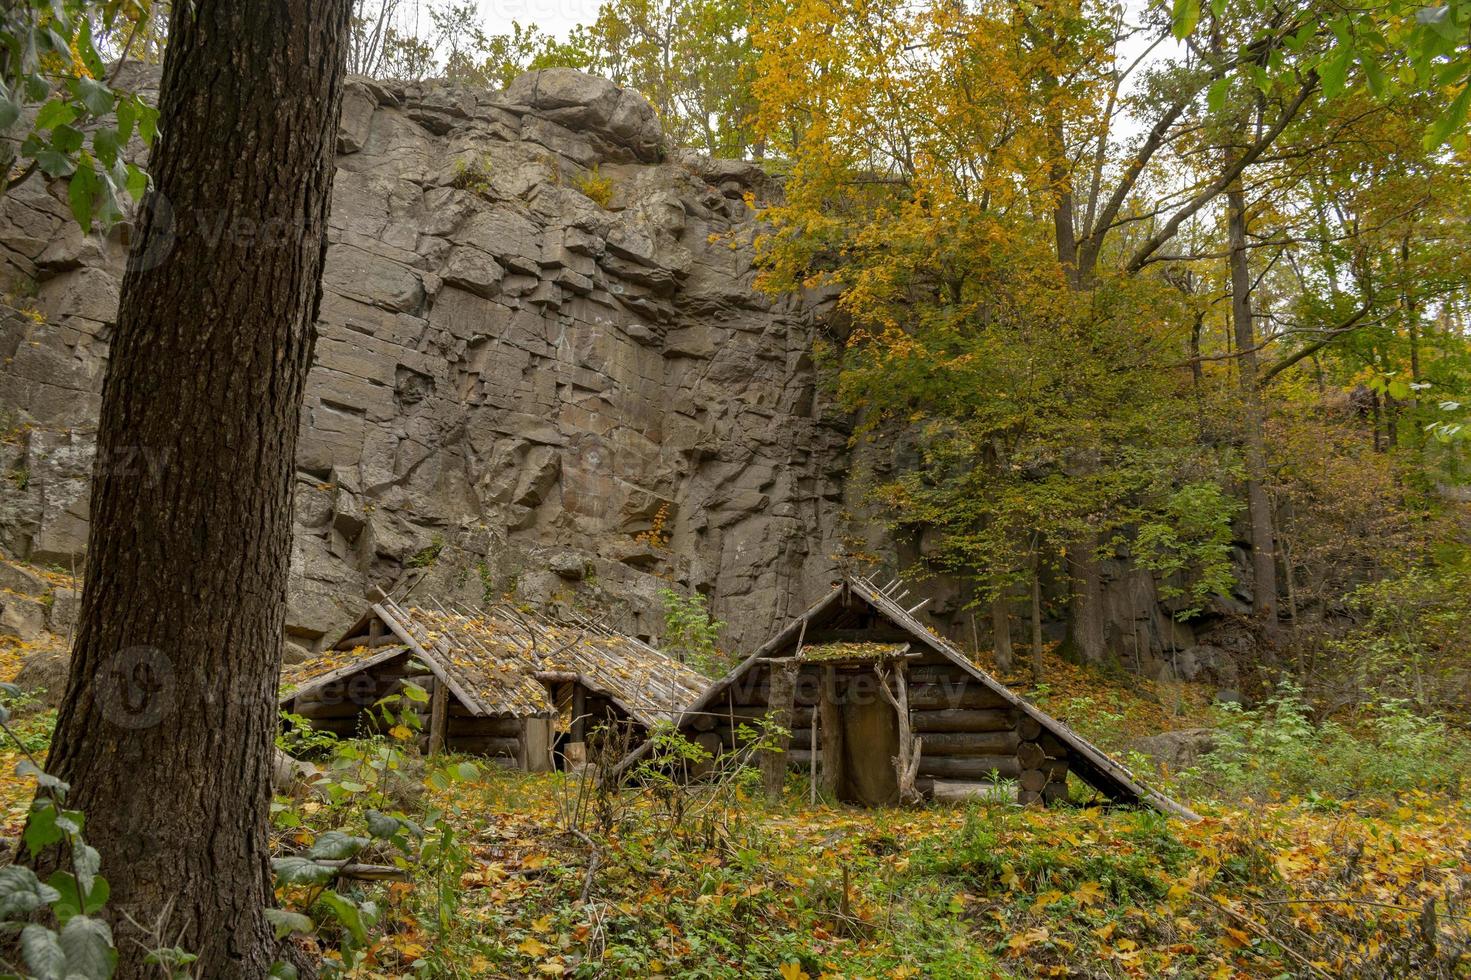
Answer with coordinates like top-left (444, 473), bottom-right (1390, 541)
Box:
top-left (277, 710), bottom-right (339, 758)
top-left (268, 676), bottom-right (480, 976)
top-left (0, 1), bottom-right (160, 231)
top-left (406, 535), bottom-right (444, 569)
top-left (574, 165), bottom-right (613, 207)
top-left (1179, 680), bottom-right (1471, 801)
top-left (449, 154), bottom-right (493, 197)
top-left (1129, 481), bottom-right (1240, 619)
top-left (0, 681), bottom-right (187, 978)
top-left (658, 588), bottom-right (729, 677)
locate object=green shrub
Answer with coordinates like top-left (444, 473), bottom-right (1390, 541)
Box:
top-left (450, 154), bottom-right (494, 197)
top-left (407, 534), bottom-right (445, 568)
top-left (658, 588), bottom-right (731, 677)
top-left (575, 165), bottom-right (614, 207)
top-left (1179, 680), bottom-right (1471, 801)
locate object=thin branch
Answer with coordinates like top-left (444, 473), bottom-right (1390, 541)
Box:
top-left (1124, 76), bottom-right (1318, 273)
top-left (1260, 301), bottom-right (1375, 384)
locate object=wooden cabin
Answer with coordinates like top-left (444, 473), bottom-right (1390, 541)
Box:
top-left (623, 576), bottom-right (1196, 819)
top-left (280, 591), bottom-right (708, 771)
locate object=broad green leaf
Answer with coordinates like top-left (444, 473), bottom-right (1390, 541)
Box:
top-left (58, 915), bottom-right (116, 980)
top-left (32, 98), bottom-right (76, 131)
top-left (264, 908), bottom-right (314, 940)
top-left (124, 164), bottom-right (149, 202)
top-left (92, 128), bottom-right (120, 169)
top-left (1207, 77), bottom-right (1230, 114)
top-left (68, 161), bottom-right (99, 233)
top-left (307, 830), bottom-right (368, 861)
top-left (1319, 45), bottom-right (1352, 98)
top-left (51, 123), bottom-right (84, 155)
top-left (268, 962), bottom-right (300, 979)
top-left (271, 856), bottom-right (337, 887)
top-left (315, 890), bottom-right (368, 945)
top-left (23, 801), bottom-right (63, 857)
top-left (20, 923), bottom-right (65, 980)
top-left (72, 842), bottom-right (101, 899)
top-left (138, 104), bottom-right (159, 144)
top-left (1361, 53), bottom-right (1388, 96)
top-left (115, 98), bottom-right (137, 145)
top-left (0, 865), bottom-right (61, 919)
top-left (0, 95), bottom-right (20, 130)
top-left (1424, 84), bottom-right (1471, 150)
top-left (74, 18), bottom-right (105, 80)
top-left (1171, 0), bottom-right (1200, 39)
top-left (34, 144), bottom-right (76, 177)
top-left (365, 809), bottom-right (405, 839)
top-left (72, 77), bottom-right (114, 117)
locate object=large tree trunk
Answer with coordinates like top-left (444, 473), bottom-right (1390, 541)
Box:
top-left (33, 2), bottom-right (351, 976)
top-left (1227, 179), bottom-right (1279, 639)
top-left (990, 586), bottom-right (1013, 675)
top-left (1029, 551), bottom-right (1045, 684)
top-left (1066, 544), bottom-right (1106, 663)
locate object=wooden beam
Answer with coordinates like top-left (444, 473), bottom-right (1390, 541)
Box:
top-left (428, 678), bottom-right (448, 755)
top-left (818, 666), bottom-right (843, 798)
top-left (805, 629), bottom-right (915, 644)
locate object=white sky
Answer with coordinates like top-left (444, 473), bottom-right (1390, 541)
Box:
top-left (475, 0), bottom-right (603, 39)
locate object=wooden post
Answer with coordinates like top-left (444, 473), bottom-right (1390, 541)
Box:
top-left (877, 661), bottom-right (922, 803)
top-left (761, 660), bottom-right (798, 801)
top-left (428, 678), bottom-right (448, 755)
top-left (809, 710), bottom-right (818, 805)
top-left (818, 665), bottom-right (844, 798)
top-left (571, 683), bottom-right (586, 744)
top-left (761, 619), bottom-right (804, 802)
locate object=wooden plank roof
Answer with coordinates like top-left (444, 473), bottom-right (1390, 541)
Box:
top-left (281, 593), bottom-right (707, 726)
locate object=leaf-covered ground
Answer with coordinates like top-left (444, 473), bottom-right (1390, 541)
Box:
top-left (283, 771), bottom-right (1470, 979)
top-left (1, 620), bottom-right (1467, 977)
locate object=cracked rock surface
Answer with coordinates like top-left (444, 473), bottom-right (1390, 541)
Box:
top-left (0, 67), bottom-right (853, 650)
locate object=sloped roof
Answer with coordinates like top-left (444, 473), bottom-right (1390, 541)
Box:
top-left (281, 593), bottom-right (706, 726)
top-left (633, 575), bottom-right (1199, 821)
top-left (281, 644), bottom-right (411, 700)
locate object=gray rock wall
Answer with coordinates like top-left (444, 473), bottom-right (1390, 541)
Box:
top-left (0, 67), bottom-right (1241, 684)
top-left (0, 68), bottom-right (852, 652)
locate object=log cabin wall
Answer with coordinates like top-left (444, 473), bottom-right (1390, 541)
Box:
top-left (679, 599), bottom-right (1074, 804)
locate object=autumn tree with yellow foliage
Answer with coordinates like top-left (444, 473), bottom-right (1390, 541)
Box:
top-left (751, 0), bottom-right (1471, 691)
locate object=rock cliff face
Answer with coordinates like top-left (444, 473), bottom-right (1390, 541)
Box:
top-left (0, 67), bottom-right (851, 652)
top-left (0, 67), bottom-right (1245, 690)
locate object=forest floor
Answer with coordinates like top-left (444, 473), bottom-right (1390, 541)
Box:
top-left (0, 628), bottom-right (1468, 977)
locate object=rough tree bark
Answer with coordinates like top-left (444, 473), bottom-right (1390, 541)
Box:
top-left (990, 585), bottom-right (1013, 675)
top-left (1029, 551), bottom-right (1045, 684)
top-left (33, 2), bottom-right (352, 975)
top-left (1227, 177), bottom-right (1279, 639)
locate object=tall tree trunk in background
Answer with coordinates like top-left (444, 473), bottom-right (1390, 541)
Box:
top-left (1227, 178), bottom-right (1279, 640)
top-left (1046, 95), bottom-right (1107, 665)
top-left (1029, 550), bottom-right (1045, 684)
top-left (1067, 550), bottom-right (1106, 662)
top-left (35, 2), bottom-right (351, 975)
top-left (991, 584), bottom-right (1013, 675)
